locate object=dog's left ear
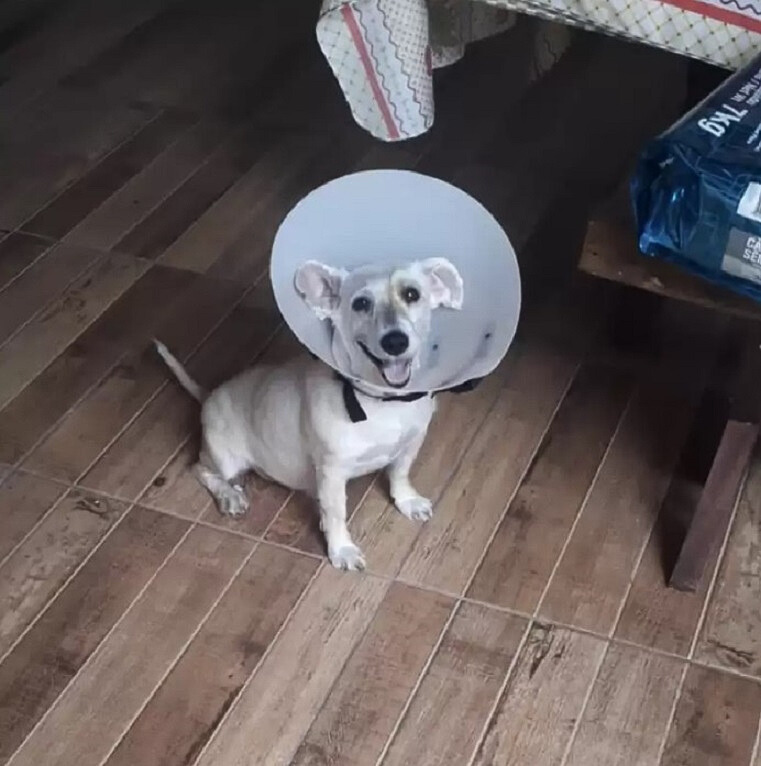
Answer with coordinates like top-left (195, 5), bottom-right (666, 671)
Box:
top-left (294, 261), bottom-right (347, 320)
top-left (421, 258), bottom-right (464, 310)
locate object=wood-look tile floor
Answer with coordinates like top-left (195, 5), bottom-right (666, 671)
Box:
top-left (1, 2), bottom-right (759, 764)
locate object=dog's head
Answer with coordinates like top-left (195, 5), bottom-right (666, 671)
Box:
top-left (295, 258), bottom-right (463, 388)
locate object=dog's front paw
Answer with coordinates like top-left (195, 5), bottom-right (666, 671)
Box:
top-left (329, 543), bottom-right (366, 572)
top-left (218, 488), bottom-right (249, 518)
top-left (395, 495), bottom-right (433, 522)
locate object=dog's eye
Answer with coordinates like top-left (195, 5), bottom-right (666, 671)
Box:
top-left (401, 286), bottom-right (420, 304)
top-left (351, 296), bottom-right (372, 313)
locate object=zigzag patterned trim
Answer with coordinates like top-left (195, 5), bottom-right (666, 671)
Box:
top-left (374, 1), bottom-right (427, 116)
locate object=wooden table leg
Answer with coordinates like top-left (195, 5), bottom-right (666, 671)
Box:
top-left (669, 420), bottom-right (758, 591)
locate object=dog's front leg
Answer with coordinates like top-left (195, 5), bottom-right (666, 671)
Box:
top-left (317, 464), bottom-right (366, 571)
top-left (388, 432), bottom-right (433, 522)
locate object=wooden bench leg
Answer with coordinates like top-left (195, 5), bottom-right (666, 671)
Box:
top-left (669, 419), bottom-right (757, 592)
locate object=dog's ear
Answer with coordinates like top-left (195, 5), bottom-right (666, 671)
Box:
top-left (421, 258), bottom-right (464, 310)
top-left (294, 261), bottom-right (347, 320)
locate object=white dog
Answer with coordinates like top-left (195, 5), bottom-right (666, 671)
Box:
top-left (155, 257), bottom-right (463, 571)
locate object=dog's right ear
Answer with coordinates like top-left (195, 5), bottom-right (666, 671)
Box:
top-left (294, 261), bottom-right (347, 320)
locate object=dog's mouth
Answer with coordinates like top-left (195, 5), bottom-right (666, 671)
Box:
top-left (357, 342), bottom-right (411, 388)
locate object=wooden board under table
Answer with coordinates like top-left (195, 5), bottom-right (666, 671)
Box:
top-left (579, 198), bottom-right (761, 592)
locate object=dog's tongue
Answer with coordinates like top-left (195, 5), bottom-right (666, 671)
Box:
top-left (383, 359), bottom-right (411, 386)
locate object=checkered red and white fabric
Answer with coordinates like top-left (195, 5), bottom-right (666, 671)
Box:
top-left (317, 0), bottom-right (761, 142)
top-left (485, 0), bottom-right (761, 70)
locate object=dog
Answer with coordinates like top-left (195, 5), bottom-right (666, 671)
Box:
top-left (155, 257), bottom-right (463, 571)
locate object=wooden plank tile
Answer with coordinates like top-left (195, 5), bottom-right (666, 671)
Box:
top-left (64, 117), bottom-right (233, 252)
top-left (104, 544), bottom-right (317, 766)
top-left (195, 566), bottom-right (389, 766)
top-left (539, 355), bottom-right (710, 634)
top-left (398, 338), bottom-right (582, 594)
top-left (265, 474), bottom-right (375, 556)
top-left (0, 252), bottom-right (147, 416)
top-left (660, 665), bottom-right (761, 766)
top-left (0, 232), bottom-right (51, 292)
top-left (204, 130), bottom-right (398, 287)
top-left (199, 471), bottom-right (290, 537)
top-left (22, 273), bottom-right (243, 483)
top-left (157, 131), bottom-right (331, 273)
top-left (56, 0), bottom-right (206, 95)
top-left (615, 386), bottom-right (730, 655)
top-left (80, 285), bottom-right (282, 500)
top-left (0, 242), bottom-right (101, 346)
top-left (0, 92), bottom-right (156, 229)
top-left (564, 644), bottom-right (683, 766)
top-left (467, 363), bottom-right (631, 612)
top-left (0, 507), bottom-right (189, 765)
top-left (21, 109), bottom-right (192, 240)
top-left (0, 0), bottom-right (175, 116)
top-left (0, 471), bottom-right (66, 562)
top-left (292, 583), bottom-right (453, 766)
top-left (112, 124), bottom-right (277, 261)
top-left (694, 455), bottom-right (761, 676)
top-left (472, 624), bottom-right (606, 766)
top-left (138, 439), bottom-right (211, 519)
top-left (59, 1), bottom-right (287, 111)
top-left (0, 488), bottom-right (130, 655)
top-left (174, 5), bottom-right (314, 116)
top-left (0, 262), bottom-right (187, 465)
top-left (382, 603), bottom-right (527, 766)
top-left (8, 525), bottom-right (252, 766)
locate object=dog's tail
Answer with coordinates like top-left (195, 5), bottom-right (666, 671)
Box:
top-left (154, 339), bottom-right (205, 402)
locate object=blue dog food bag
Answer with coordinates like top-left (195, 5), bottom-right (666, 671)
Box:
top-left (632, 55), bottom-right (761, 302)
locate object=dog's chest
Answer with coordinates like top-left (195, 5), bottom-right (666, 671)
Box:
top-left (342, 400), bottom-right (431, 473)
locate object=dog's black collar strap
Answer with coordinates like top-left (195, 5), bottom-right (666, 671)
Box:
top-left (335, 372), bottom-right (481, 423)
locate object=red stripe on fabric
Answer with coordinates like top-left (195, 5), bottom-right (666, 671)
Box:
top-left (662, 0), bottom-right (761, 35)
top-left (341, 4), bottom-right (401, 140)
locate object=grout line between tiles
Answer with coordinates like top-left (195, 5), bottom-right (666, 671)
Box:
top-left (75, 316), bottom-right (282, 497)
top-left (533, 384), bottom-right (635, 618)
top-left (464, 619), bottom-right (534, 766)
top-left (653, 663), bottom-right (689, 766)
top-left (12, 107), bottom-right (167, 238)
top-left (14, 262), bottom-right (272, 490)
top-left (0, 480), bottom-right (73, 572)
top-left (6, 516), bottom-right (199, 765)
top-left (187, 558), bottom-right (327, 766)
top-left (0, 235), bottom-right (57, 297)
top-left (0, 501), bottom-right (136, 667)
top-left (0, 248), bottom-right (108, 357)
top-left (104, 115), bottom-right (255, 258)
top-left (94, 118), bottom-right (248, 264)
top-left (57, 111), bottom-right (210, 249)
top-left (458, 360), bottom-right (582, 602)
top-left (283, 575), bottom-right (398, 764)
top-left (749, 708), bottom-right (761, 766)
top-left (559, 639), bottom-right (611, 766)
top-left (95, 534), bottom-right (261, 766)
top-left (0, 254), bottom-right (151, 418)
top-left (374, 600), bottom-right (463, 766)
top-left (554, 386), bottom-right (643, 766)
top-left (12, 458), bottom-right (761, 687)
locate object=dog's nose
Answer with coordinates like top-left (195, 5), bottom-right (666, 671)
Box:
top-left (380, 331), bottom-right (409, 356)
